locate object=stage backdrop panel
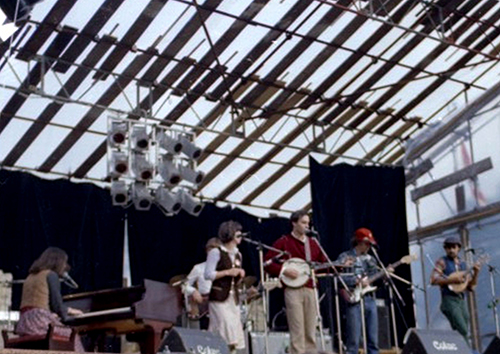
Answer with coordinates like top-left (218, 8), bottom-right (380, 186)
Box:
top-left (309, 157), bottom-right (415, 347)
top-left (0, 169), bottom-right (125, 306)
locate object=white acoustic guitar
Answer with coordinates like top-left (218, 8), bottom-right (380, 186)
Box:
top-left (340, 254), bottom-right (417, 304)
top-left (279, 258), bottom-right (348, 288)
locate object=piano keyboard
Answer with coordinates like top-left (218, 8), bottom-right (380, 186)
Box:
top-left (71, 306), bottom-right (132, 319)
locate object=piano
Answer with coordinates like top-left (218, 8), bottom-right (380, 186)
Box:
top-left (63, 279), bottom-right (181, 354)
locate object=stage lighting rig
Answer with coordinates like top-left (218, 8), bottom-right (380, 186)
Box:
top-left (157, 131), bottom-right (183, 155)
top-left (106, 117), bottom-right (205, 213)
top-left (179, 164), bottom-right (204, 185)
top-left (178, 189), bottom-right (204, 217)
top-left (110, 181), bottom-right (128, 206)
top-left (108, 121), bottom-right (127, 147)
top-left (155, 187), bottom-right (182, 214)
top-left (131, 153), bottom-right (154, 181)
top-left (158, 155), bottom-right (182, 187)
top-left (131, 126), bottom-right (149, 151)
top-left (109, 151), bottom-right (128, 177)
top-left (179, 135), bottom-right (202, 160)
top-left (131, 182), bottom-right (152, 211)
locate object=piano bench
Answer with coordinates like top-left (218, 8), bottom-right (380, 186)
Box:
top-left (2, 324), bottom-right (76, 351)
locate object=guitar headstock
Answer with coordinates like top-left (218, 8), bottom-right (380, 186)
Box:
top-left (475, 254), bottom-right (490, 267)
top-left (400, 254), bottom-right (418, 264)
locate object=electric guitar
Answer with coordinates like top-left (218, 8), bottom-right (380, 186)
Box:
top-left (341, 254), bottom-right (417, 304)
top-left (447, 254), bottom-right (489, 294)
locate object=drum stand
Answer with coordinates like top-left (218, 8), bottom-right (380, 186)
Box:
top-left (242, 237), bottom-right (288, 354)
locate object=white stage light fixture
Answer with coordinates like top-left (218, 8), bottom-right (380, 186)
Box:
top-left (179, 189), bottom-right (204, 216)
top-left (132, 153), bottom-right (154, 181)
top-left (179, 135), bottom-right (202, 160)
top-left (108, 121), bottom-right (127, 146)
top-left (157, 131), bottom-right (183, 154)
top-left (110, 181), bottom-right (128, 206)
top-left (131, 183), bottom-right (152, 211)
top-left (110, 151), bottom-right (128, 177)
top-left (155, 187), bottom-right (182, 214)
top-left (179, 165), bottom-right (205, 185)
top-left (158, 156), bottom-right (181, 187)
top-left (131, 126), bottom-right (149, 151)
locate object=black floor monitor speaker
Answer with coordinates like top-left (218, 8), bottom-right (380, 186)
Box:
top-left (378, 304), bottom-right (391, 349)
top-left (157, 328), bottom-right (230, 354)
top-left (483, 336), bottom-right (500, 354)
top-left (401, 329), bottom-right (470, 354)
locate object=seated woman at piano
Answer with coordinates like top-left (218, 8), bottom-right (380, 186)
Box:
top-left (16, 247), bottom-right (84, 351)
top-left (204, 221), bottom-right (246, 354)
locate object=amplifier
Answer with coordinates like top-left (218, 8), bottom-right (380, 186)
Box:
top-left (249, 331), bottom-right (333, 354)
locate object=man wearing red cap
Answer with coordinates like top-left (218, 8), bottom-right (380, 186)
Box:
top-left (336, 227), bottom-right (380, 354)
top-left (430, 236), bottom-right (480, 343)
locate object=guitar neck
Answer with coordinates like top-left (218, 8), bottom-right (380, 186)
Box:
top-left (368, 260), bottom-right (402, 284)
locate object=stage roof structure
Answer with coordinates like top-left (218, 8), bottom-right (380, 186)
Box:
top-left (1, 0), bottom-right (500, 216)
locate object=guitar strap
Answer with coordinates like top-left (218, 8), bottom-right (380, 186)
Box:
top-left (305, 237), bottom-right (311, 263)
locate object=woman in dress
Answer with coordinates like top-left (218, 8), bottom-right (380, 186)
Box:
top-left (204, 221), bottom-right (246, 353)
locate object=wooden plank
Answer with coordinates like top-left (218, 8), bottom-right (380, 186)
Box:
top-left (0, 26), bottom-right (78, 135)
top-left (199, 90), bottom-right (310, 193)
top-left (53, 0), bottom-right (125, 73)
top-left (208, 0), bottom-right (316, 100)
top-left (160, 65), bottom-right (227, 125)
top-left (3, 35), bottom-right (116, 167)
top-left (16, 0), bottom-right (75, 61)
top-left (405, 159), bottom-right (433, 186)
top-left (260, 105), bottom-right (366, 210)
top-left (38, 50), bottom-right (157, 172)
top-left (171, 0), bottom-right (268, 95)
top-left (93, 0), bottom-right (168, 81)
top-left (410, 158), bottom-right (492, 201)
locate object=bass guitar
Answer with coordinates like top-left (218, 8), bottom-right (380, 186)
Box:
top-left (341, 254), bottom-right (417, 304)
top-left (447, 254), bottom-right (489, 294)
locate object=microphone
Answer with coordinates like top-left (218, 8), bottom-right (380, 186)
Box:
top-left (263, 256), bottom-right (286, 267)
top-left (306, 229), bottom-right (319, 237)
top-left (240, 231), bottom-right (251, 237)
top-left (61, 272), bottom-right (79, 289)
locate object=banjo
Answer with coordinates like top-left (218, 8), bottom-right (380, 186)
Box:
top-left (279, 258), bottom-right (347, 288)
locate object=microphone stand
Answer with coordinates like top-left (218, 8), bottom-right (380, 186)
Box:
top-left (242, 236), bottom-right (288, 354)
top-left (311, 237), bottom-right (353, 354)
top-left (487, 264), bottom-right (500, 337)
top-left (371, 246), bottom-right (404, 352)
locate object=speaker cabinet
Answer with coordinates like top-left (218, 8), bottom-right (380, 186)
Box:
top-left (157, 327), bottom-right (229, 354)
top-left (378, 304), bottom-right (391, 349)
top-left (401, 329), bottom-right (470, 354)
top-left (249, 331), bottom-right (333, 354)
top-left (483, 336), bottom-right (500, 354)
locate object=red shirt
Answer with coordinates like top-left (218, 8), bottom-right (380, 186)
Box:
top-left (264, 234), bottom-right (329, 288)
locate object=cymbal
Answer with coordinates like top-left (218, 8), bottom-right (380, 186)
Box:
top-left (239, 275), bottom-right (257, 288)
top-left (169, 274), bottom-right (187, 287)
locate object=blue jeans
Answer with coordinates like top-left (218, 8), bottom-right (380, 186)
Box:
top-left (345, 296), bottom-right (379, 354)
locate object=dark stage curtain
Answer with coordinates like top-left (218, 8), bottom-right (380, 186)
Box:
top-left (127, 203), bottom-right (291, 328)
top-left (309, 157), bottom-right (415, 347)
top-left (0, 169), bottom-right (125, 308)
top-left (127, 203), bottom-right (290, 285)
